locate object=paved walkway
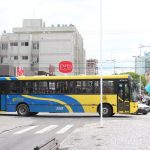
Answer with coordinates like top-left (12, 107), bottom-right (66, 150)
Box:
top-left (60, 114), bottom-right (150, 150)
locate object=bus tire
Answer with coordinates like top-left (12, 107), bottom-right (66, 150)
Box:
top-left (30, 112), bottom-right (38, 116)
top-left (143, 113), bottom-right (147, 115)
top-left (17, 104), bottom-right (30, 116)
top-left (112, 113), bottom-right (115, 116)
top-left (98, 104), bottom-right (113, 117)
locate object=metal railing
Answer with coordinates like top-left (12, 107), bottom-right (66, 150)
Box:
top-left (34, 138), bottom-right (60, 150)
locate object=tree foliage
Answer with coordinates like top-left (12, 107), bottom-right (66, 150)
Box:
top-left (120, 72), bottom-right (147, 86)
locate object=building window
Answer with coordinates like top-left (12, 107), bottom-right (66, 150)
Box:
top-left (22, 56), bottom-right (28, 60)
top-left (32, 42), bottom-right (39, 50)
top-left (10, 42), bottom-right (18, 46)
top-left (21, 42), bottom-right (29, 46)
top-left (1, 43), bottom-right (8, 50)
top-left (14, 56), bottom-right (18, 60)
top-left (0, 57), bottom-right (3, 63)
top-left (10, 56), bottom-right (14, 60)
top-left (0, 56), bottom-right (7, 63)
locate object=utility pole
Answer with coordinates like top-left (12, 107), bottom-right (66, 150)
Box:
top-left (100, 0), bottom-right (103, 127)
top-left (106, 59), bottom-right (116, 75)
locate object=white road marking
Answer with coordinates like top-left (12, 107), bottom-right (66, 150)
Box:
top-left (14, 126), bottom-right (37, 134)
top-left (35, 125), bottom-right (58, 134)
top-left (56, 124), bottom-right (74, 134)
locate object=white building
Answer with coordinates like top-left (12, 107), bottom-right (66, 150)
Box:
top-left (0, 19), bottom-right (86, 76)
top-left (135, 52), bottom-right (150, 75)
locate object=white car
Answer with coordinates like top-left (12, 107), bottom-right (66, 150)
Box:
top-left (136, 103), bottom-right (150, 115)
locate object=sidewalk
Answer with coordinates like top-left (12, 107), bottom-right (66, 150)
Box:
top-left (60, 115), bottom-right (150, 150)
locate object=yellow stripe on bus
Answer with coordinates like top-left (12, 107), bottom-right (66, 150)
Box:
top-left (17, 75), bottom-right (129, 81)
top-left (22, 95), bottom-right (73, 112)
top-left (6, 77), bottom-right (11, 80)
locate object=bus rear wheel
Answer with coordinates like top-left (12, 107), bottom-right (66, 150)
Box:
top-left (98, 104), bottom-right (112, 117)
top-left (17, 104), bottom-right (30, 116)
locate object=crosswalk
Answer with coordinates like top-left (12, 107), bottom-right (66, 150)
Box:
top-left (35, 125), bottom-right (58, 134)
top-left (14, 126), bottom-right (38, 135)
top-left (13, 124), bottom-right (74, 135)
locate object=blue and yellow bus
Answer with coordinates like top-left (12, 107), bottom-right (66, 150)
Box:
top-left (0, 75), bottom-right (138, 117)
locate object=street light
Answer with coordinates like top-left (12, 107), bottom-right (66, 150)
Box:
top-left (106, 59), bottom-right (116, 75)
top-left (132, 56), bottom-right (137, 73)
top-left (100, 0), bottom-right (103, 127)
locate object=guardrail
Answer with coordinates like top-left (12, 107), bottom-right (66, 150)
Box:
top-left (34, 138), bottom-right (60, 150)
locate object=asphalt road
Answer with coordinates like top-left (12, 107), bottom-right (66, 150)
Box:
top-left (0, 112), bottom-right (149, 150)
top-left (0, 113), bottom-right (100, 150)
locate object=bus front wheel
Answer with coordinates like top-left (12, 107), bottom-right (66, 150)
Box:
top-left (17, 104), bottom-right (30, 116)
top-left (98, 104), bottom-right (113, 117)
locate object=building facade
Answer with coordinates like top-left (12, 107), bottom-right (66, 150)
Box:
top-left (0, 65), bottom-right (15, 76)
top-left (86, 59), bottom-right (98, 75)
top-left (135, 52), bottom-right (150, 75)
top-left (0, 19), bottom-right (86, 76)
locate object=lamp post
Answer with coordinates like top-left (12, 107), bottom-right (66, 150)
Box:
top-left (106, 59), bottom-right (116, 75)
top-left (133, 54), bottom-right (142, 96)
top-left (132, 56), bottom-right (137, 73)
top-left (100, 0), bottom-right (103, 127)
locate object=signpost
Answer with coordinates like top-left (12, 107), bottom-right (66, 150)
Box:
top-left (59, 61), bottom-right (73, 74)
top-left (16, 66), bottom-right (24, 76)
top-left (49, 64), bottom-right (55, 76)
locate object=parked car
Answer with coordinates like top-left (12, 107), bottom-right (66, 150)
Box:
top-left (144, 95), bottom-right (150, 106)
top-left (142, 95), bottom-right (150, 104)
top-left (136, 102), bottom-right (150, 115)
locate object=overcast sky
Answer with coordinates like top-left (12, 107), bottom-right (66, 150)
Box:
top-left (1, 0), bottom-right (150, 74)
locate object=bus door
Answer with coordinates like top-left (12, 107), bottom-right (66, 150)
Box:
top-left (0, 82), bottom-right (7, 111)
top-left (117, 81), bottom-right (130, 113)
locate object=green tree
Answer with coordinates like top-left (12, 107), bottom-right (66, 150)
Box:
top-left (120, 72), bottom-right (147, 87)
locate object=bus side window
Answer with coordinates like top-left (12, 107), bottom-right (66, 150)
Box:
top-left (86, 81), bottom-right (94, 94)
top-left (94, 80), bottom-right (100, 94)
top-left (48, 81), bottom-right (55, 94)
top-left (9, 81), bottom-right (19, 94)
top-left (38, 81), bottom-right (48, 94)
top-left (23, 88), bottom-right (29, 94)
top-left (75, 81), bottom-right (82, 93)
top-left (103, 80), bottom-right (115, 94)
top-left (68, 81), bottom-right (74, 94)
top-left (0, 83), bottom-right (7, 94)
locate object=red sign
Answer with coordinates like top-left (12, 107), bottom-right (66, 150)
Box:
top-left (16, 66), bottom-right (24, 76)
top-left (59, 61), bottom-right (73, 73)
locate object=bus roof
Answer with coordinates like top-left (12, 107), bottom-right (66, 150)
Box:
top-left (0, 75), bottom-right (130, 81)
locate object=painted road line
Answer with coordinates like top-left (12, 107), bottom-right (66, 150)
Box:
top-left (56, 124), bottom-right (74, 134)
top-left (35, 125), bottom-right (58, 134)
top-left (14, 126), bottom-right (37, 134)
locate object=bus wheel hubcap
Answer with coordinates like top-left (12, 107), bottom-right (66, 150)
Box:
top-left (103, 108), bottom-right (108, 115)
top-left (20, 107), bottom-right (26, 114)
